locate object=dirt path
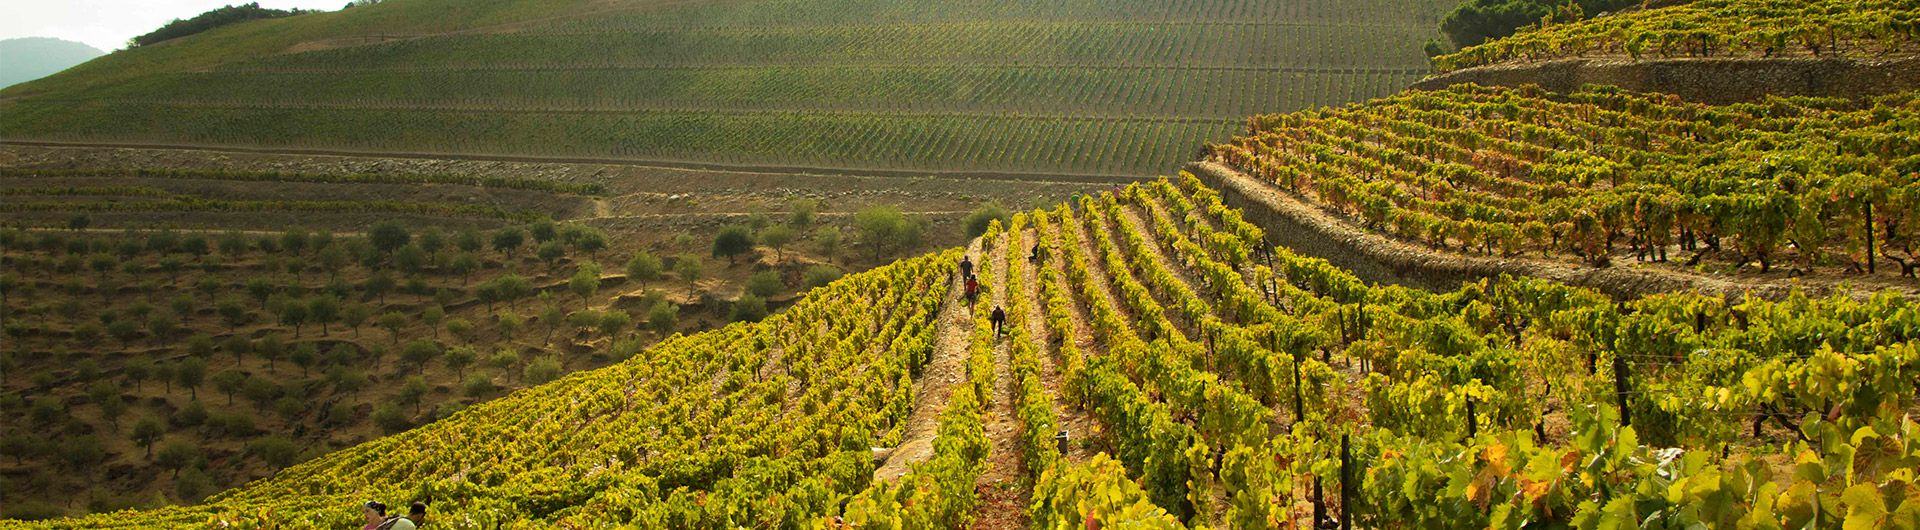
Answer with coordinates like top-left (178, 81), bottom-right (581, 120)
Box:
top-left (971, 231), bottom-right (1026, 529)
top-left (873, 239), bottom-right (980, 483)
top-left (1016, 225), bottom-right (1097, 463)
top-left (1189, 161), bottom-right (1920, 301)
top-left (1064, 206), bottom-right (1138, 326)
top-left (1116, 202), bottom-right (1214, 334)
top-left (0, 140), bottom-right (1140, 185)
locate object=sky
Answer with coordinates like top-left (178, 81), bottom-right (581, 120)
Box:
top-left (0, 0), bottom-right (344, 52)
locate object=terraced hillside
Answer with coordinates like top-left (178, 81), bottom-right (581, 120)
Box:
top-left (0, 0), bottom-right (1454, 177)
top-left (24, 177), bottom-right (1918, 528)
top-left (1431, 0), bottom-right (1920, 73)
top-left (1210, 83), bottom-right (1920, 285)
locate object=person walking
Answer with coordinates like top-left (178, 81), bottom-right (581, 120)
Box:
top-left (990, 306), bottom-right (1006, 335)
top-left (958, 255), bottom-right (973, 282)
top-left (964, 276), bottom-right (979, 306)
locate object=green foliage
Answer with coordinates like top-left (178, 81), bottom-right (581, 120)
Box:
top-left (854, 205), bottom-right (925, 261)
top-left (962, 203), bottom-right (1012, 239)
top-left (132, 2), bottom-right (312, 47)
top-left (712, 225), bottom-right (756, 265)
top-left (730, 293), bottom-right (769, 322)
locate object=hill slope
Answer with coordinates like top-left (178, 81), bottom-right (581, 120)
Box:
top-left (0, 0), bottom-right (1455, 177)
top-left (19, 175), bottom-right (1920, 528)
top-left (0, 38), bottom-right (103, 90)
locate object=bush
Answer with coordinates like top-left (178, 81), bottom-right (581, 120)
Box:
top-left (731, 294), bottom-right (769, 322)
top-left (745, 270), bottom-right (784, 297)
top-left (247, 436), bottom-right (300, 468)
top-left (647, 301), bottom-right (679, 335)
top-left (372, 403), bottom-right (410, 434)
top-left (963, 203), bottom-right (1011, 239)
top-left (523, 357), bottom-right (562, 385)
top-left (802, 265), bottom-right (844, 288)
top-left (462, 373), bottom-right (496, 397)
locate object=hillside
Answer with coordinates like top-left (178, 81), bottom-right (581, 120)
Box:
top-left (1414, 0), bottom-right (1920, 103)
top-left (0, 38), bottom-right (103, 90)
top-left (1430, 0), bottom-right (1920, 73)
top-left (0, 0), bottom-right (1456, 177)
top-left (1209, 84), bottom-right (1920, 293)
top-left (16, 176), bottom-right (1917, 528)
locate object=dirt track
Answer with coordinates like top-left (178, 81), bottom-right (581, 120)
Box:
top-left (1187, 161), bottom-right (1920, 301)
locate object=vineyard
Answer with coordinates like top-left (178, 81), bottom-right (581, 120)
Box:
top-left (0, 0), bottom-right (1455, 176)
top-left (1432, 0), bottom-right (1920, 73)
top-left (17, 176), bottom-right (1916, 528)
top-left (1212, 83), bottom-right (1920, 277)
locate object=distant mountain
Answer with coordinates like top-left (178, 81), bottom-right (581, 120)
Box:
top-left (0, 37), bottom-right (104, 89)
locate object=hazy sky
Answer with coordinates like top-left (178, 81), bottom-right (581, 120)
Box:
top-left (1, 0), bottom-right (344, 52)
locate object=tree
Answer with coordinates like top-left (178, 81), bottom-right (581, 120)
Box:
top-left (379, 311), bottom-right (408, 343)
top-left (569, 262), bottom-right (601, 307)
top-left (455, 228), bottom-right (483, 252)
top-left (369, 221), bottom-right (411, 255)
top-left (754, 226), bottom-right (797, 264)
top-left (307, 295), bottom-right (340, 335)
top-left (625, 251), bottom-right (662, 286)
top-left (106, 318), bottom-right (141, 345)
top-left (277, 300), bottom-right (309, 337)
top-left (401, 340), bottom-right (442, 375)
top-left (497, 312), bottom-right (524, 340)
top-left (574, 229), bottom-right (607, 257)
top-left (446, 318), bottom-right (474, 342)
top-left (255, 334), bottom-right (286, 372)
top-left (132, 416), bottom-right (165, 457)
top-left (422, 304), bottom-right (446, 339)
top-left (445, 346), bottom-right (476, 379)
top-left (88, 381), bottom-right (126, 428)
top-left (290, 343), bottom-right (318, 377)
top-left (963, 202), bottom-right (1011, 239)
top-left (364, 271), bottom-right (396, 303)
top-left (814, 226), bottom-right (842, 259)
top-left (746, 270), bottom-right (784, 297)
top-left (218, 296), bottom-right (249, 330)
top-left (712, 225), bottom-right (756, 265)
top-left (213, 370), bottom-right (247, 405)
top-left (394, 244), bottom-right (428, 273)
top-left (451, 252), bottom-right (481, 285)
top-left (242, 378), bottom-right (281, 412)
top-left (176, 358), bottom-right (206, 399)
top-left (541, 303), bottom-right (565, 341)
top-left (789, 198), bottom-right (821, 228)
top-left (342, 303), bottom-right (370, 337)
top-left (492, 227), bottom-right (526, 259)
top-left (675, 255), bottom-right (703, 286)
top-left (67, 213), bottom-right (91, 231)
top-left (246, 277), bottom-right (276, 309)
top-left (854, 206), bottom-right (923, 261)
top-left (398, 376), bottom-right (429, 414)
top-left (146, 311), bottom-right (180, 340)
top-left (647, 301), bottom-right (679, 335)
top-left (155, 439), bottom-right (203, 478)
top-left (530, 221), bottom-right (557, 243)
top-left (536, 241), bottom-right (566, 266)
